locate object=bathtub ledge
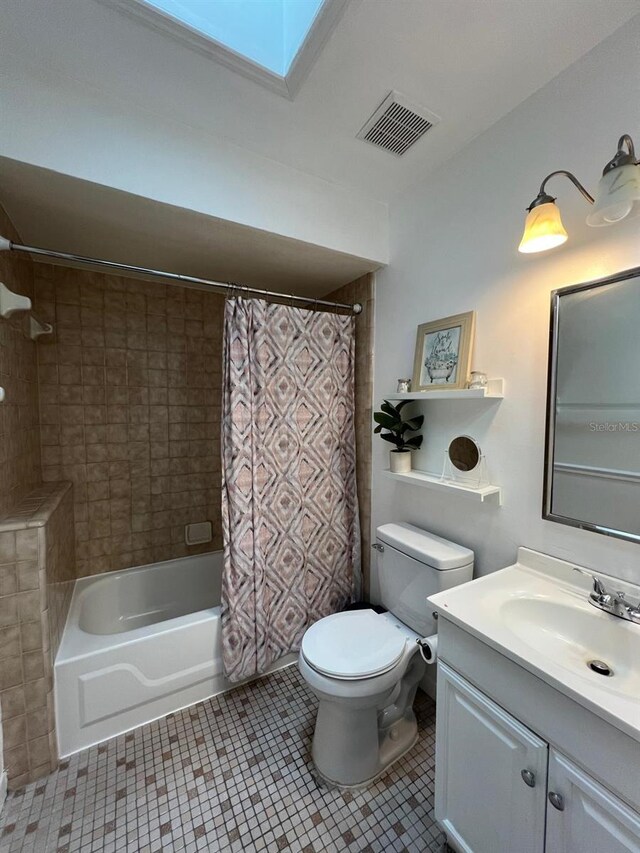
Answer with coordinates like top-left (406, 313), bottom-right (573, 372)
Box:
top-left (0, 481), bottom-right (73, 532)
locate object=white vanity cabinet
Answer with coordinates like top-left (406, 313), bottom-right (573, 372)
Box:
top-left (546, 750), bottom-right (640, 853)
top-left (436, 663), bottom-right (547, 853)
top-left (427, 550), bottom-right (640, 852)
top-left (436, 659), bottom-right (640, 853)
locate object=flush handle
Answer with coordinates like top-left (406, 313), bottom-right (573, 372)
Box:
top-left (521, 769), bottom-right (536, 788)
top-left (548, 792), bottom-right (565, 811)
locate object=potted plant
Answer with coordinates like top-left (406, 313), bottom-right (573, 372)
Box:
top-left (374, 400), bottom-right (424, 474)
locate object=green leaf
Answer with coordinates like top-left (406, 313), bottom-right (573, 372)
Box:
top-left (380, 401), bottom-right (400, 418)
top-left (373, 412), bottom-right (397, 429)
top-left (404, 435), bottom-right (423, 450)
top-left (373, 424), bottom-right (382, 434)
top-left (404, 416), bottom-right (424, 431)
top-left (380, 432), bottom-right (401, 447)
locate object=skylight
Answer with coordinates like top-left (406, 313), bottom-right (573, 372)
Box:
top-left (144, 0), bottom-right (325, 76)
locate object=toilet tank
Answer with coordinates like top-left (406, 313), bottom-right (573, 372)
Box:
top-left (376, 522), bottom-right (474, 636)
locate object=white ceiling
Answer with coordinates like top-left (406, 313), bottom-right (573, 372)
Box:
top-left (1, 0), bottom-right (637, 204)
top-left (0, 158), bottom-right (377, 297)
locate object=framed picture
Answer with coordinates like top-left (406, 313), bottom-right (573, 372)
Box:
top-left (412, 311), bottom-right (475, 391)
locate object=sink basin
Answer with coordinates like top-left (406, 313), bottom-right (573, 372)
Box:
top-left (499, 596), bottom-right (640, 698)
top-left (428, 547), bottom-right (640, 740)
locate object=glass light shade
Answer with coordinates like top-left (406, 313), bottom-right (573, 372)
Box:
top-left (518, 202), bottom-right (568, 254)
top-left (586, 163), bottom-right (640, 226)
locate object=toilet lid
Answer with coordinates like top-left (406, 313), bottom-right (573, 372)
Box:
top-left (301, 610), bottom-right (407, 679)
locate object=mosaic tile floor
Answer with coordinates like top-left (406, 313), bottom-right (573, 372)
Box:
top-left (0, 665), bottom-right (445, 853)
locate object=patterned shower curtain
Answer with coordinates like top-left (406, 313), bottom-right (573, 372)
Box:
top-left (220, 297), bottom-right (360, 682)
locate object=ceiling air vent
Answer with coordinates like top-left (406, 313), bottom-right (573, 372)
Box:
top-left (357, 91), bottom-right (440, 156)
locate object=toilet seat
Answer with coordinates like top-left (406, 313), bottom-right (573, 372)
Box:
top-left (301, 610), bottom-right (408, 680)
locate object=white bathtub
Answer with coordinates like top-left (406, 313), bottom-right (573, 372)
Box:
top-left (56, 553), bottom-right (225, 757)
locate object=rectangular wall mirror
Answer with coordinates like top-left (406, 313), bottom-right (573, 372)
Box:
top-left (544, 266), bottom-right (640, 544)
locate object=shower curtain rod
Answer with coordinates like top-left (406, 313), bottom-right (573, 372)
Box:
top-left (0, 236), bottom-right (363, 314)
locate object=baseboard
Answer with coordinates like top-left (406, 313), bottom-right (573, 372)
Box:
top-left (0, 771), bottom-right (7, 813)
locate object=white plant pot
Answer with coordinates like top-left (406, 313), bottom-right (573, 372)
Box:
top-left (389, 451), bottom-right (412, 474)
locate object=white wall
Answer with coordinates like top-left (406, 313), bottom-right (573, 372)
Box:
top-left (0, 55), bottom-right (387, 266)
top-left (372, 16), bottom-right (640, 591)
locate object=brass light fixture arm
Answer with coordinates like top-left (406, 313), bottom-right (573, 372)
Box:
top-left (519, 132), bottom-right (638, 253)
top-left (602, 133), bottom-right (639, 174)
top-left (529, 170), bottom-right (595, 211)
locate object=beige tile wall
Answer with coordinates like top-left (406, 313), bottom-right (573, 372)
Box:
top-left (0, 482), bottom-right (74, 788)
top-left (0, 203), bottom-right (75, 789)
top-left (0, 205), bottom-right (40, 518)
top-left (33, 265), bottom-right (372, 588)
top-left (0, 215), bottom-right (372, 789)
top-left (325, 274), bottom-right (374, 597)
top-left (45, 486), bottom-right (76, 662)
top-left (33, 265), bottom-right (225, 576)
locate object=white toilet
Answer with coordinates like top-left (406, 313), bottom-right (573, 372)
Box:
top-left (299, 522), bottom-right (474, 788)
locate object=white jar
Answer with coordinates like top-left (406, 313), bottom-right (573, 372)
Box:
top-left (468, 371), bottom-right (488, 390)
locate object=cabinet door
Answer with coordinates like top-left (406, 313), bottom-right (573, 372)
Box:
top-left (435, 662), bottom-right (547, 853)
top-left (546, 750), bottom-right (640, 853)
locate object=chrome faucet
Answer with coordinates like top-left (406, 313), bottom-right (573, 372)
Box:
top-left (573, 568), bottom-right (640, 625)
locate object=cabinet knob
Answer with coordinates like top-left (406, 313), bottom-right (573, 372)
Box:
top-left (520, 769), bottom-right (536, 788)
top-left (548, 791), bottom-right (565, 811)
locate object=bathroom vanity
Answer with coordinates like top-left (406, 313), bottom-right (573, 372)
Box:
top-left (429, 548), bottom-right (640, 853)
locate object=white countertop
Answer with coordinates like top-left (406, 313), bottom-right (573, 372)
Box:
top-left (429, 547), bottom-right (640, 742)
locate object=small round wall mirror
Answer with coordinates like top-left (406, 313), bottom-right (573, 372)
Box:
top-left (448, 435), bottom-right (481, 472)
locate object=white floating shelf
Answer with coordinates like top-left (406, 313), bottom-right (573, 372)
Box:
top-left (383, 469), bottom-right (502, 504)
top-left (387, 378), bottom-right (504, 401)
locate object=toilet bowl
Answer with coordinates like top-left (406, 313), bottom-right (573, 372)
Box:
top-left (299, 523), bottom-right (474, 787)
top-left (299, 609), bottom-right (425, 787)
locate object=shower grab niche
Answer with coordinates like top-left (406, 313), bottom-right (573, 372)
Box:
top-left (0, 281), bottom-right (53, 339)
top-left (0, 281), bottom-right (31, 317)
top-left (29, 315), bottom-right (53, 340)
top-left (0, 282), bottom-right (54, 403)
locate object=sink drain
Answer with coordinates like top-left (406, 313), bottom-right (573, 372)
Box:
top-left (588, 659), bottom-right (614, 677)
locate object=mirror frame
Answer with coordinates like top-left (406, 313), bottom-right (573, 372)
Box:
top-left (543, 264), bottom-right (640, 545)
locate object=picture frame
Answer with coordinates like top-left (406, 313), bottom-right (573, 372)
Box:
top-left (411, 311), bottom-right (475, 392)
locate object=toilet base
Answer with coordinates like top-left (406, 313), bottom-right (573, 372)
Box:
top-left (306, 654), bottom-right (426, 788)
top-left (311, 717), bottom-right (419, 791)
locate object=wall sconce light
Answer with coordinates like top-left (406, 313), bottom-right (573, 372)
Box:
top-left (518, 133), bottom-right (640, 254)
